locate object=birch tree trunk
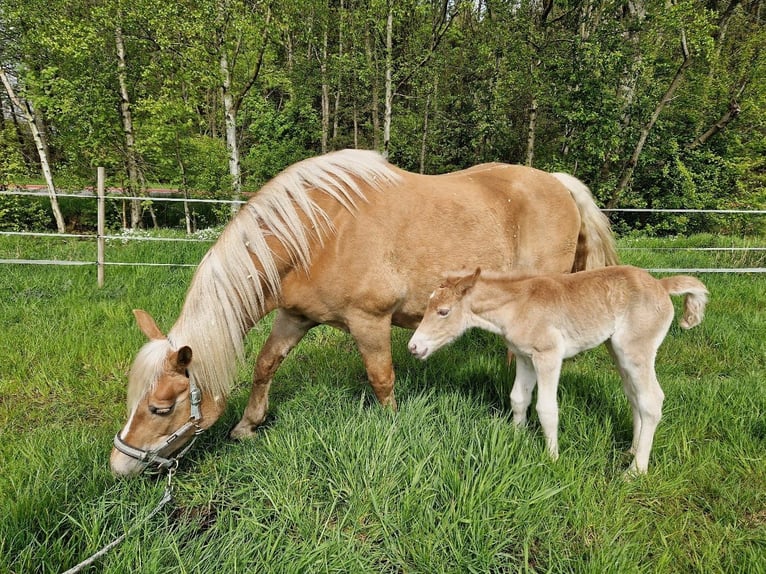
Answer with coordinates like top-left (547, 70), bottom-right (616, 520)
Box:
top-left (220, 49), bottom-right (241, 211)
top-left (115, 23), bottom-right (144, 229)
top-left (216, 3), bottom-right (271, 213)
top-left (0, 68), bottom-right (66, 233)
top-left (383, 1), bottom-right (393, 158)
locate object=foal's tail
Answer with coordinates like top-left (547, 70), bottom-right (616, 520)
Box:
top-left (551, 172), bottom-right (619, 272)
top-left (660, 276), bottom-right (709, 329)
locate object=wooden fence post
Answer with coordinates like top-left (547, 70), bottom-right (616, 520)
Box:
top-left (97, 167), bottom-right (105, 288)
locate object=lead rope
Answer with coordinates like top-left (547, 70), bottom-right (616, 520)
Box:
top-left (60, 463), bottom-right (178, 574)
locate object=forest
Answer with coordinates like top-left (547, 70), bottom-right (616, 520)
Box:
top-left (0, 0), bottom-right (764, 234)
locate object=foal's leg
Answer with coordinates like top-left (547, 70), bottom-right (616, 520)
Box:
top-left (510, 354), bottom-right (537, 427)
top-left (626, 361), bottom-right (664, 474)
top-left (347, 314), bottom-right (397, 410)
top-left (231, 310), bottom-right (316, 439)
top-left (612, 342), bottom-right (665, 474)
top-left (532, 351), bottom-right (564, 461)
top-left (605, 340), bottom-right (641, 455)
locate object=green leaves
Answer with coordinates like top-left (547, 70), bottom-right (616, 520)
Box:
top-left (0, 0), bottom-right (763, 228)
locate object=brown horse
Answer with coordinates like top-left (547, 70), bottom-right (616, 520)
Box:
top-left (110, 149), bottom-right (618, 476)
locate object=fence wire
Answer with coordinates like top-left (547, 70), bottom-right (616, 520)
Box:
top-left (1, 189), bottom-right (764, 275)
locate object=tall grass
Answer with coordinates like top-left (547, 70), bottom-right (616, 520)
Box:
top-left (0, 234), bottom-right (764, 573)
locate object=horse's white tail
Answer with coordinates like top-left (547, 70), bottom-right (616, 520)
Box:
top-left (660, 276), bottom-right (709, 329)
top-left (551, 172), bottom-right (619, 271)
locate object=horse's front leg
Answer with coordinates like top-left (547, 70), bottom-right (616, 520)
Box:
top-left (510, 354), bottom-right (537, 427)
top-left (231, 310), bottom-right (316, 439)
top-left (348, 313), bottom-right (397, 410)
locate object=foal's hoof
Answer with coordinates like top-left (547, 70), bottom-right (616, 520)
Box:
top-left (622, 463), bottom-right (648, 481)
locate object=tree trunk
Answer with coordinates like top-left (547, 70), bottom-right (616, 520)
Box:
top-left (332, 0), bottom-right (344, 145)
top-left (525, 95), bottom-right (538, 167)
top-left (608, 31), bottom-right (692, 208)
top-left (115, 24), bottom-right (144, 229)
top-left (0, 68), bottom-right (66, 233)
top-left (688, 99), bottom-right (742, 149)
top-left (365, 23), bottom-right (380, 149)
top-left (220, 49), bottom-right (241, 212)
top-left (420, 75), bottom-right (437, 174)
top-left (383, 1), bottom-right (393, 158)
top-left (320, 27), bottom-right (330, 153)
top-left (175, 134), bottom-right (193, 234)
top-left (217, 4), bottom-right (270, 213)
top-left (353, 103), bottom-right (359, 148)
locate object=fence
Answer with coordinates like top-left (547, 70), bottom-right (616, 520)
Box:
top-left (1, 172), bottom-right (765, 285)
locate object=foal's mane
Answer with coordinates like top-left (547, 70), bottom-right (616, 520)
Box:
top-left (159, 149), bottom-right (400, 399)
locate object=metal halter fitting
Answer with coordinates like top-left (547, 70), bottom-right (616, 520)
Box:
top-left (113, 374), bottom-right (204, 471)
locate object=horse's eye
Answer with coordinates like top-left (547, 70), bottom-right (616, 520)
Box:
top-left (437, 308), bottom-right (450, 317)
top-left (149, 405), bottom-right (174, 416)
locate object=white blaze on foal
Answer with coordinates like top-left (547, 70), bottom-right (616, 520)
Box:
top-left (408, 265), bottom-right (708, 474)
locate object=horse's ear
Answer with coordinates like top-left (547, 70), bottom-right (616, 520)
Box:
top-left (457, 267), bottom-right (480, 295)
top-left (133, 309), bottom-right (165, 340)
top-left (176, 346), bottom-right (193, 370)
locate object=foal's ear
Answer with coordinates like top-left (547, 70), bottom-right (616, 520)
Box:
top-left (457, 267), bottom-right (481, 295)
top-left (133, 309), bottom-right (165, 340)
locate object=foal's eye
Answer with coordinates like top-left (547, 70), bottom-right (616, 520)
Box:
top-left (149, 405), bottom-right (174, 416)
top-left (437, 308), bottom-right (450, 317)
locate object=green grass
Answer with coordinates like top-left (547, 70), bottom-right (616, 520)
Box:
top-left (0, 233), bottom-right (764, 573)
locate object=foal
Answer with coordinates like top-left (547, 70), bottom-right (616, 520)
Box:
top-left (408, 265), bottom-right (708, 474)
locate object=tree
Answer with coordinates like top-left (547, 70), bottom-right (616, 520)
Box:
top-left (0, 68), bottom-right (66, 232)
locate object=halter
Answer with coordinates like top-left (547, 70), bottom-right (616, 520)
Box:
top-left (113, 373), bottom-right (204, 471)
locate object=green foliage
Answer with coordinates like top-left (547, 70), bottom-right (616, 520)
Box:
top-left (0, 194), bottom-right (51, 231)
top-left (0, 0), bottom-right (764, 230)
top-left (0, 126), bottom-right (28, 182)
top-left (241, 95), bottom-right (319, 188)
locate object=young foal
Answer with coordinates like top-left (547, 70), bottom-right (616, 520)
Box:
top-left (408, 266), bottom-right (708, 474)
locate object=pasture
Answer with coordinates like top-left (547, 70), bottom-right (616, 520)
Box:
top-left (0, 233), bottom-right (764, 573)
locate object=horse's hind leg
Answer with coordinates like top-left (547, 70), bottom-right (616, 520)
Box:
top-left (347, 313), bottom-right (397, 410)
top-left (611, 341), bottom-right (665, 474)
top-left (605, 340), bottom-right (641, 455)
top-left (231, 310), bottom-right (316, 439)
top-left (532, 351), bottom-right (564, 461)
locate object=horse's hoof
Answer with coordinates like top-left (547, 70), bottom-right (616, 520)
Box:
top-left (230, 423), bottom-right (258, 440)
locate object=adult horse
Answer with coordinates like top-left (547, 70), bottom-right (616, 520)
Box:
top-left (111, 149), bottom-right (617, 476)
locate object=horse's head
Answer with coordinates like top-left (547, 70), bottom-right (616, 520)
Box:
top-left (110, 310), bottom-right (205, 477)
top-left (408, 268), bottom-right (480, 360)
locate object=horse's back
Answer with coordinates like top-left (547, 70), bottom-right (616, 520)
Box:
top-left (280, 162), bottom-right (582, 329)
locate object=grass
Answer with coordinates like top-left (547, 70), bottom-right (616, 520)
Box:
top-left (0, 233), bottom-right (764, 573)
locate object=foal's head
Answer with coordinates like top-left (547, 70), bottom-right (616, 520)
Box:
top-left (110, 310), bottom-right (200, 477)
top-left (408, 268), bottom-right (480, 360)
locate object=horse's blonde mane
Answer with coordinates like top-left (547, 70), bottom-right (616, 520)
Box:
top-left (155, 149), bottom-right (401, 399)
